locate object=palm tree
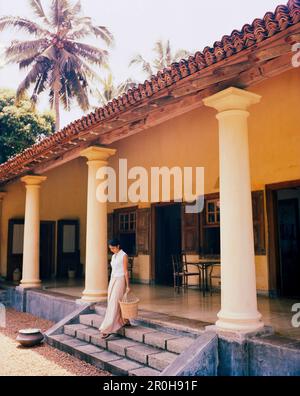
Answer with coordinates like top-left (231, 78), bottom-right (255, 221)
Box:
top-left (129, 39), bottom-right (191, 78)
top-left (0, 0), bottom-right (114, 131)
top-left (94, 72), bottom-right (136, 106)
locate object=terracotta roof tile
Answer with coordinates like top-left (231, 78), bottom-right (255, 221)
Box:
top-left (0, 0), bottom-right (300, 184)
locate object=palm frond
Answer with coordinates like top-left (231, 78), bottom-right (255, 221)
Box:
top-left (173, 49), bottom-right (191, 62)
top-left (55, 48), bottom-right (100, 83)
top-left (59, 78), bottom-right (72, 111)
top-left (5, 39), bottom-right (48, 62)
top-left (166, 40), bottom-right (172, 66)
top-left (0, 16), bottom-right (49, 36)
top-left (50, 0), bottom-right (70, 27)
top-left (19, 56), bottom-right (37, 69)
top-left (29, 0), bottom-right (51, 26)
top-left (40, 45), bottom-right (57, 62)
top-left (16, 60), bottom-right (50, 100)
top-left (65, 69), bottom-right (90, 111)
top-left (94, 73), bottom-right (137, 106)
top-left (66, 41), bottom-right (108, 66)
top-left (71, 0), bottom-right (82, 16)
top-left (67, 25), bottom-right (90, 40)
top-left (154, 40), bottom-right (164, 61)
top-left (91, 25), bottom-right (114, 47)
top-left (31, 68), bottom-right (50, 105)
top-left (129, 54), bottom-right (153, 77)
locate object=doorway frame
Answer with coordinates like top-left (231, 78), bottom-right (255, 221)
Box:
top-left (266, 179), bottom-right (300, 297)
top-left (40, 220), bottom-right (56, 280)
top-left (7, 218), bottom-right (24, 281)
top-left (150, 201), bottom-right (182, 283)
top-left (57, 219), bottom-right (80, 278)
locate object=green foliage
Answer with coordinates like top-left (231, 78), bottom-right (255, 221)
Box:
top-left (0, 89), bottom-right (55, 164)
top-left (0, 0), bottom-right (114, 130)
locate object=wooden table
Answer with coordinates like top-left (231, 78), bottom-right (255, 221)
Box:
top-left (187, 258), bottom-right (221, 296)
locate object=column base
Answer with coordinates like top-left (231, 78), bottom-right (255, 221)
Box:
top-left (80, 289), bottom-right (107, 303)
top-left (19, 280), bottom-right (42, 289)
top-left (216, 310), bottom-right (264, 333)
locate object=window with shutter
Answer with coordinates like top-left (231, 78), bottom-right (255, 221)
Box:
top-left (181, 203), bottom-right (199, 254)
top-left (112, 207), bottom-right (137, 255)
top-left (136, 208), bottom-right (150, 254)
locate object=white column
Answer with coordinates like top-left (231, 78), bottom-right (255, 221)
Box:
top-left (204, 87), bottom-right (264, 332)
top-left (0, 192), bottom-right (7, 277)
top-left (20, 175), bottom-right (47, 289)
top-left (80, 146), bottom-right (116, 302)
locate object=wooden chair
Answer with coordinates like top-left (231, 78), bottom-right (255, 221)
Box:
top-left (171, 254), bottom-right (201, 291)
top-left (127, 256), bottom-right (134, 281)
top-left (181, 253), bottom-right (202, 289)
top-left (171, 254), bottom-right (185, 291)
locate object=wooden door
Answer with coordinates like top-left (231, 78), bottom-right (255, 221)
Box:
top-left (7, 219), bottom-right (24, 281)
top-left (40, 221), bottom-right (55, 280)
top-left (57, 220), bottom-right (80, 278)
top-left (278, 199), bottom-right (300, 297)
top-left (155, 204), bottom-right (181, 285)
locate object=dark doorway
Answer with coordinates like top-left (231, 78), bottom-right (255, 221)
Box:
top-left (7, 219), bottom-right (55, 281)
top-left (57, 220), bottom-right (80, 278)
top-left (277, 190), bottom-right (300, 297)
top-left (7, 219), bottom-right (24, 281)
top-left (40, 221), bottom-right (55, 280)
top-left (155, 204), bottom-right (182, 286)
top-left (267, 182), bottom-right (300, 298)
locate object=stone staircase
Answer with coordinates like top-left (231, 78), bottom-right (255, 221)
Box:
top-left (0, 289), bottom-right (9, 306)
top-left (46, 305), bottom-right (199, 376)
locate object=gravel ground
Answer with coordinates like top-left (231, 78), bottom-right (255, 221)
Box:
top-left (0, 308), bottom-right (111, 376)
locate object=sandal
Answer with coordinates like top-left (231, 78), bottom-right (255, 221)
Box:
top-left (100, 333), bottom-right (111, 339)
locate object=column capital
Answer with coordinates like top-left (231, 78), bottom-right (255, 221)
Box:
top-left (21, 175), bottom-right (47, 186)
top-left (203, 87), bottom-right (261, 113)
top-left (80, 146), bottom-right (116, 162)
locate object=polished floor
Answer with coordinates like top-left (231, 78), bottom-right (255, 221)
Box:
top-left (43, 279), bottom-right (300, 341)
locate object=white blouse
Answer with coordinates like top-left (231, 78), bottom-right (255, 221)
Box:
top-left (110, 249), bottom-right (127, 277)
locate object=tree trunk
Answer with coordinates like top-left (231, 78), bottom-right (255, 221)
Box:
top-left (54, 88), bottom-right (60, 132)
top-left (53, 64), bottom-right (61, 132)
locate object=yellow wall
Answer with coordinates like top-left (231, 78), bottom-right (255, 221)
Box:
top-left (107, 68), bottom-right (300, 292)
top-left (1, 67), bottom-right (300, 292)
top-left (0, 157), bottom-right (88, 276)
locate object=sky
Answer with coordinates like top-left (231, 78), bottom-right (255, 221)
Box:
top-left (0, 0), bottom-right (281, 127)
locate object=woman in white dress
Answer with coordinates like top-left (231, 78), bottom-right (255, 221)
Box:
top-left (99, 238), bottom-right (131, 339)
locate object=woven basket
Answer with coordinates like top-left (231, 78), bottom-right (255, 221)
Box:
top-left (119, 291), bottom-right (139, 319)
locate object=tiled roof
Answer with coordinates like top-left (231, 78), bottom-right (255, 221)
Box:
top-left (0, 0), bottom-right (300, 183)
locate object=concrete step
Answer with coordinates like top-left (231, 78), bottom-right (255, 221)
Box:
top-left (48, 333), bottom-right (154, 376)
top-left (123, 325), bottom-right (195, 353)
top-left (47, 309), bottom-right (198, 376)
top-left (64, 323), bottom-right (178, 371)
top-left (79, 313), bottom-right (104, 328)
top-left (48, 333), bottom-right (160, 376)
top-left (79, 313), bottom-right (195, 353)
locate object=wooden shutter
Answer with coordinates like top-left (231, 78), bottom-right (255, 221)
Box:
top-left (136, 208), bottom-right (150, 254)
top-left (181, 204), bottom-right (199, 254)
top-left (252, 190), bottom-right (266, 255)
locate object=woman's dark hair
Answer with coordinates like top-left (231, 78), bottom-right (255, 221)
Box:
top-left (108, 238), bottom-right (120, 247)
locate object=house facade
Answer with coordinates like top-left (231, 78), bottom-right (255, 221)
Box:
top-left (0, 1), bottom-right (300, 334)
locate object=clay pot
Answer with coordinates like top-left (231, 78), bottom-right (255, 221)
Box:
top-left (16, 328), bottom-right (44, 347)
